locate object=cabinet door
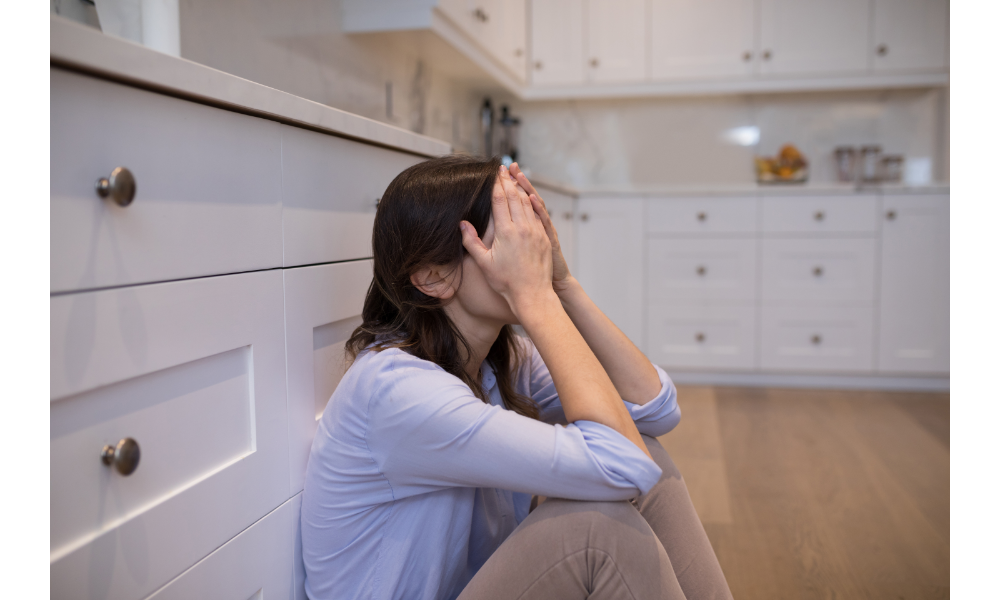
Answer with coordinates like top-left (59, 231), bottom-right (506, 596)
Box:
top-left (647, 303), bottom-right (756, 370)
top-left (537, 186), bottom-right (577, 275)
top-left (576, 198), bottom-right (645, 350)
top-left (761, 305), bottom-right (875, 373)
top-left (530, 0), bottom-right (585, 85)
top-left (872, 0), bottom-right (949, 72)
top-left (759, 0), bottom-right (870, 76)
top-left (650, 0), bottom-right (755, 80)
top-left (495, 0), bottom-right (528, 82)
top-left (878, 194), bottom-right (949, 374)
top-left (647, 238), bottom-right (757, 304)
top-left (586, 0), bottom-right (646, 83)
top-left (761, 238), bottom-right (876, 306)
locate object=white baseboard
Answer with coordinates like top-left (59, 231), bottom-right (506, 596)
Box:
top-left (663, 369), bottom-right (950, 392)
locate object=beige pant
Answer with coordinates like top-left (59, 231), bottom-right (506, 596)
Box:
top-left (457, 436), bottom-right (734, 600)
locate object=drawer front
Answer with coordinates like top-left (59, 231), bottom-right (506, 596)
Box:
top-left (50, 68), bottom-right (283, 293)
top-left (50, 271), bottom-right (290, 600)
top-left (146, 494), bottom-right (300, 600)
top-left (284, 260), bottom-right (372, 493)
top-left (647, 238), bottom-right (757, 303)
top-left (647, 197), bottom-right (756, 234)
top-left (761, 238), bottom-right (876, 305)
top-left (760, 195), bottom-right (878, 234)
top-left (760, 306), bottom-right (874, 372)
top-left (281, 125), bottom-right (425, 266)
top-left (646, 303), bottom-right (756, 370)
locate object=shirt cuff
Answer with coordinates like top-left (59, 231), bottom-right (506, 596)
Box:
top-left (622, 364), bottom-right (682, 437)
top-left (571, 420), bottom-right (664, 495)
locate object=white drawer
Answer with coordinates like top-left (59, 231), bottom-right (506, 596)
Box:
top-left (283, 260), bottom-right (372, 493)
top-left (146, 495), bottom-right (300, 600)
top-left (760, 195), bottom-right (878, 234)
top-left (646, 303), bottom-right (756, 370)
top-left (761, 238), bottom-right (876, 305)
top-left (647, 197), bottom-right (756, 234)
top-left (647, 238), bottom-right (757, 303)
top-left (50, 68), bottom-right (283, 293)
top-left (281, 125), bottom-right (425, 266)
top-left (760, 306), bottom-right (874, 372)
top-left (50, 271), bottom-right (290, 600)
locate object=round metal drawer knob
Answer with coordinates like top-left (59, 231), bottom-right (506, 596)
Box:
top-left (95, 167), bottom-right (136, 207)
top-left (697, 212), bottom-right (707, 222)
top-left (696, 265), bottom-right (707, 276)
top-left (814, 210), bottom-right (825, 221)
top-left (813, 266), bottom-right (824, 277)
top-left (580, 213), bottom-right (590, 222)
top-left (101, 437), bottom-right (141, 476)
top-left (695, 332), bottom-right (706, 342)
top-left (886, 210), bottom-right (897, 221)
top-left (811, 334), bottom-right (822, 345)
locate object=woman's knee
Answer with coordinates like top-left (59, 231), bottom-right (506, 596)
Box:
top-left (525, 498), bottom-right (657, 549)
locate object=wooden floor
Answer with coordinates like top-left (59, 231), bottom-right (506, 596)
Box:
top-left (657, 386), bottom-right (950, 600)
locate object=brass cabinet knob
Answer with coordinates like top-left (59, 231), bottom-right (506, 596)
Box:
top-left (515, 48), bottom-right (524, 57)
top-left (742, 51), bottom-right (752, 61)
top-left (534, 60), bottom-right (543, 70)
top-left (762, 49), bottom-right (772, 60)
top-left (814, 210), bottom-right (825, 221)
top-left (473, 7), bottom-right (489, 22)
top-left (563, 211), bottom-right (573, 220)
top-left (697, 212), bottom-right (707, 221)
top-left (886, 210), bottom-right (897, 221)
top-left (877, 44), bottom-right (888, 56)
top-left (95, 167), bottom-right (136, 207)
top-left (811, 334), bottom-right (822, 345)
top-left (696, 265), bottom-right (707, 276)
top-left (101, 438), bottom-right (141, 476)
top-left (590, 58), bottom-right (599, 67)
top-left (695, 332), bottom-right (705, 342)
top-left (813, 266), bottom-right (824, 277)
top-left (580, 213), bottom-right (590, 222)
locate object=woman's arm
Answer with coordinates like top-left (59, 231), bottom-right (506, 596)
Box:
top-left (460, 165), bottom-right (651, 459)
top-left (509, 164), bottom-right (661, 406)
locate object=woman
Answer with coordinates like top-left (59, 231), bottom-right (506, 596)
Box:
top-left (301, 156), bottom-right (732, 600)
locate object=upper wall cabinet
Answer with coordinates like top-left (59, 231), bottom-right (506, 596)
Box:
top-left (873, 0), bottom-right (949, 72)
top-left (586, 0), bottom-right (646, 84)
top-left (650, 0), bottom-right (756, 81)
top-left (530, 0), bottom-right (585, 85)
top-left (758, 0), bottom-right (871, 76)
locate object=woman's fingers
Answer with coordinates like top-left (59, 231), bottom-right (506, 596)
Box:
top-left (499, 165), bottom-right (531, 224)
top-left (530, 194), bottom-right (557, 240)
top-left (459, 221), bottom-right (490, 265)
top-left (510, 163), bottom-right (544, 209)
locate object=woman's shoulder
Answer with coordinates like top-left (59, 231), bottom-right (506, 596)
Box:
top-left (348, 346), bottom-right (469, 399)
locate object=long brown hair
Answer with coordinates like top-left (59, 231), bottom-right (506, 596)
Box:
top-left (345, 154), bottom-right (539, 420)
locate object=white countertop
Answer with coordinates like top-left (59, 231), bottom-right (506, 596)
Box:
top-left (529, 177), bottom-right (949, 198)
top-left (50, 15), bottom-right (452, 158)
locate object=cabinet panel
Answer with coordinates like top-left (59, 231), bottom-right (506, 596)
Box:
top-left (647, 197), bottom-right (757, 234)
top-left (576, 198), bottom-right (645, 349)
top-left (536, 185), bottom-right (577, 275)
top-left (146, 495), bottom-right (299, 600)
top-left (50, 68), bottom-right (283, 293)
top-left (530, 0), bottom-right (585, 85)
top-left (282, 126), bottom-right (423, 267)
top-left (761, 238), bottom-right (876, 305)
top-left (647, 303), bottom-right (756, 370)
top-left (878, 194), bottom-right (949, 374)
top-left (495, 0), bottom-right (528, 81)
top-left (759, 0), bottom-right (870, 76)
top-left (760, 195), bottom-right (878, 234)
top-left (873, 0), bottom-right (949, 72)
top-left (50, 271), bottom-right (290, 600)
top-left (648, 238), bottom-right (757, 303)
top-left (761, 305), bottom-right (875, 372)
top-left (284, 261), bottom-right (373, 493)
top-left (650, 0), bottom-right (755, 80)
top-left (586, 0), bottom-right (646, 83)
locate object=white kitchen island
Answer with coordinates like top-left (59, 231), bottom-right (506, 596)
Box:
top-left (50, 15), bottom-right (448, 599)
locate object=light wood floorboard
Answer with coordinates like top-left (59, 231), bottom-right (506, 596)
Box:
top-left (658, 386), bottom-right (950, 600)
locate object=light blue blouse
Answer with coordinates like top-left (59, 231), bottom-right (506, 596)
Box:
top-left (301, 338), bottom-right (681, 600)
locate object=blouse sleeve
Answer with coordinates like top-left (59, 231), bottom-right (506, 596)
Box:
top-left (365, 351), bottom-right (662, 502)
top-left (520, 339), bottom-right (682, 438)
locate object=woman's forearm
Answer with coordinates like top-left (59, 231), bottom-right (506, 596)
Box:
top-left (554, 277), bottom-right (662, 406)
top-left (515, 291), bottom-right (652, 460)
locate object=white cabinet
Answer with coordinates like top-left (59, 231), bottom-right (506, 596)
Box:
top-left (50, 271), bottom-right (290, 600)
top-left (283, 261), bottom-right (373, 493)
top-left (648, 238), bottom-right (757, 303)
top-left (761, 238), bottom-right (876, 306)
top-left (877, 194), bottom-right (949, 374)
top-left (650, 0), bottom-right (755, 80)
top-left (576, 197), bottom-right (645, 349)
top-left (647, 303), bottom-right (756, 370)
top-left (648, 196), bottom-right (757, 234)
top-left (494, 0), bottom-right (528, 81)
top-left (760, 195), bottom-right (878, 234)
top-left (536, 184), bottom-right (578, 275)
top-left (761, 306), bottom-right (875, 372)
top-left (586, 0), bottom-right (646, 84)
top-left (50, 68), bottom-right (283, 293)
top-left (529, 0), bottom-right (585, 85)
top-left (872, 0), bottom-right (949, 73)
top-left (758, 0), bottom-right (871, 76)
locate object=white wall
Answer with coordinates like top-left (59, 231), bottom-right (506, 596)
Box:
top-left (512, 87), bottom-right (949, 189)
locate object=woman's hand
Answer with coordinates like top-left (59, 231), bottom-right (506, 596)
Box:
top-left (507, 163), bottom-right (574, 294)
top-left (460, 165), bottom-right (555, 315)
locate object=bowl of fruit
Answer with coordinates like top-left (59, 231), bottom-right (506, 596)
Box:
top-left (755, 144), bottom-right (808, 184)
